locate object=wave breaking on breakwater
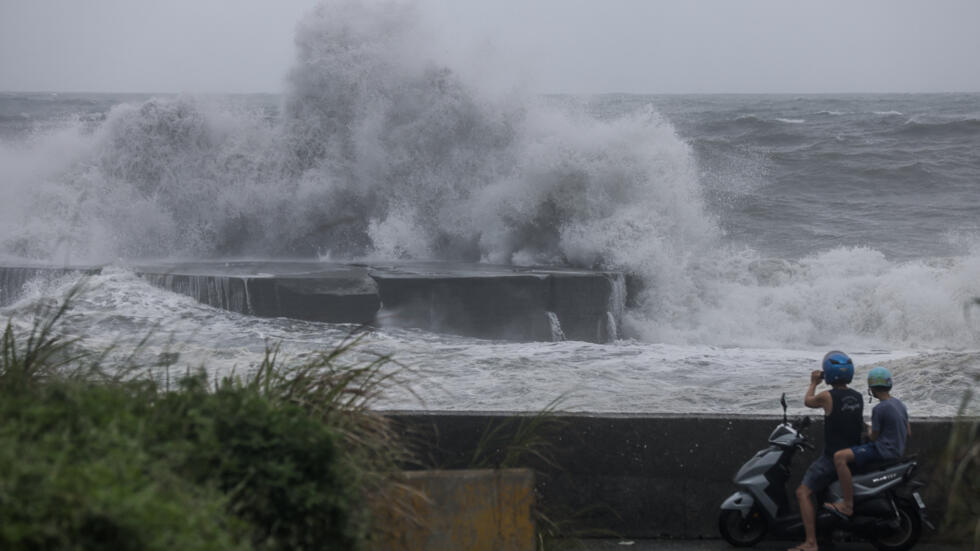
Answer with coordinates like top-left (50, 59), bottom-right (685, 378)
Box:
top-left (2, 0), bottom-right (980, 353)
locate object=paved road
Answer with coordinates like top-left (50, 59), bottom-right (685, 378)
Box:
top-left (567, 539), bottom-right (970, 551)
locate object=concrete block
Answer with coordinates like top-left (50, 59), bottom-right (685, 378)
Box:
top-left (373, 273), bottom-right (552, 341)
top-left (371, 469), bottom-right (536, 551)
top-left (263, 274), bottom-right (380, 324)
top-left (138, 266), bottom-right (381, 324)
top-left (549, 273), bottom-right (616, 342)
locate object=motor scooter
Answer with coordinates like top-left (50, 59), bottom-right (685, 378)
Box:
top-left (718, 394), bottom-right (933, 550)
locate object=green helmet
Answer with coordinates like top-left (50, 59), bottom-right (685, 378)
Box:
top-left (867, 366), bottom-right (893, 390)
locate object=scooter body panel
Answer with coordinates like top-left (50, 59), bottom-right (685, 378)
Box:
top-left (720, 491), bottom-right (755, 516)
top-left (732, 445), bottom-right (789, 518)
top-left (824, 461), bottom-right (915, 505)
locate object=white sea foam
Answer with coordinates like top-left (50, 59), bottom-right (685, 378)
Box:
top-left (626, 246), bottom-right (980, 350)
top-left (2, 270), bottom-right (973, 416)
top-left (775, 118), bottom-right (805, 124)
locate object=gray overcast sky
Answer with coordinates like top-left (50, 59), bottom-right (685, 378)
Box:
top-left (1, 0), bottom-right (979, 94)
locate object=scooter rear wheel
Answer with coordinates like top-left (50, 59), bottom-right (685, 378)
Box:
top-left (719, 508), bottom-right (768, 547)
top-left (871, 502), bottom-right (921, 551)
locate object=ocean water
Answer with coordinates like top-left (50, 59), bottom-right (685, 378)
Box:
top-left (1, 1), bottom-right (978, 416)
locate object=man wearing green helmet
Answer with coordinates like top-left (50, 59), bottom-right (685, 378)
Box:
top-left (824, 366), bottom-right (911, 518)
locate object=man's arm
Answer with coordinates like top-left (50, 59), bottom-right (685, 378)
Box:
top-left (803, 370), bottom-right (832, 414)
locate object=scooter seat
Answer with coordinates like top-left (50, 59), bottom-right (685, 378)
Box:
top-left (852, 454), bottom-right (917, 474)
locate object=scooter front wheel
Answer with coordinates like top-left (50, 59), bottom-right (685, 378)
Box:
top-left (719, 508), bottom-right (768, 547)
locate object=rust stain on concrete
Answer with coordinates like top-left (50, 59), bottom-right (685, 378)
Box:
top-left (371, 468), bottom-right (535, 551)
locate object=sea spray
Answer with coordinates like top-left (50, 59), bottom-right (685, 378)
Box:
top-left (1, 1), bottom-right (714, 269)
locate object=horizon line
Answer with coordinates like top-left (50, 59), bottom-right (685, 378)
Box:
top-left (3, 89), bottom-right (980, 96)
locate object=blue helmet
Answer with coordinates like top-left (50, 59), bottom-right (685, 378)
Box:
top-left (822, 350), bottom-right (854, 384)
top-left (868, 366), bottom-right (893, 390)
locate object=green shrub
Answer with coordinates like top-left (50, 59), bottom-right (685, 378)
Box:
top-left (147, 374), bottom-right (362, 550)
top-left (0, 381), bottom-right (249, 551)
top-left (0, 287), bottom-right (408, 551)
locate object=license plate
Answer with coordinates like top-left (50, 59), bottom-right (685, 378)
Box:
top-left (913, 492), bottom-right (926, 509)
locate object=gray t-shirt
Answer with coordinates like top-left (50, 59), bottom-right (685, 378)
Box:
top-left (871, 397), bottom-right (908, 458)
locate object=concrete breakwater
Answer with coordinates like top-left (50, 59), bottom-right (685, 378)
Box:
top-left (0, 261), bottom-right (625, 343)
top-left (387, 412), bottom-right (964, 540)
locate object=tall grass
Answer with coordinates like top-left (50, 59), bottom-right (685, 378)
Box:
top-left (1, 284), bottom-right (91, 388)
top-left (0, 285), bottom-right (411, 551)
top-left (467, 397), bottom-right (565, 471)
top-left (939, 373), bottom-right (979, 548)
top-left (459, 398), bottom-right (610, 551)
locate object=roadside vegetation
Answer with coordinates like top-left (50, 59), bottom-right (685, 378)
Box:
top-left (0, 286), bottom-right (410, 551)
top-left (939, 372), bottom-right (979, 547)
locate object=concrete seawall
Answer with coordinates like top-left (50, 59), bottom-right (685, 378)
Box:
top-left (0, 261), bottom-right (624, 343)
top-left (387, 412), bottom-right (964, 540)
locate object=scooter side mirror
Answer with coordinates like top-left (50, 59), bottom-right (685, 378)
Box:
top-left (780, 393), bottom-right (788, 424)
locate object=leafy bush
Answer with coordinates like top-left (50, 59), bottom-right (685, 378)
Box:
top-left (147, 374), bottom-right (361, 550)
top-left (0, 286), bottom-right (408, 550)
top-left (0, 381), bottom-right (249, 551)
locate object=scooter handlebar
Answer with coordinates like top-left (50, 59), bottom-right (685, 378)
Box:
top-left (792, 418), bottom-right (814, 450)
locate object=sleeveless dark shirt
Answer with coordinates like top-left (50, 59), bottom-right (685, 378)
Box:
top-left (823, 388), bottom-right (864, 457)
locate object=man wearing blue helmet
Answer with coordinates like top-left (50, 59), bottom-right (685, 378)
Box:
top-left (789, 351), bottom-right (864, 551)
top-left (824, 366), bottom-right (910, 518)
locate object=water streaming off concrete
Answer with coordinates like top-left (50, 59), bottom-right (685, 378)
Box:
top-left (141, 273), bottom-right (254, 315)
top-left (546, 312), bottom-right (566, 342)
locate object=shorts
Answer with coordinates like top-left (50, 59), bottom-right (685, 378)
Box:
top-left (850, 442), bottom-right (883, 469)
top-left (801, 455), bottom-right (837, 492)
